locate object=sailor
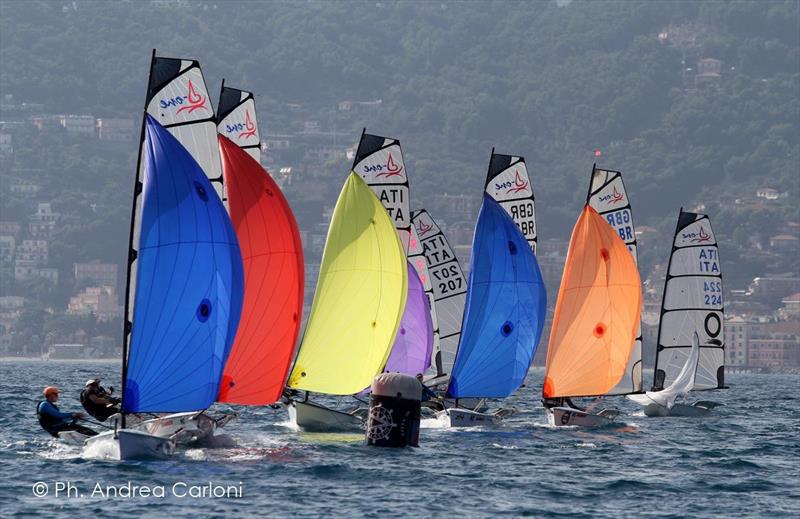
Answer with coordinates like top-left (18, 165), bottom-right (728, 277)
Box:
top-left (80, 378), bottom-right (121, 421)
top-left (415, 373), bottom-right (439, 402)
top-left (37, 387), bottom-right (97, 438)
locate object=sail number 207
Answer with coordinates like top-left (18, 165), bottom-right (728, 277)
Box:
top-left (432, 264), bottom-right (463, 295)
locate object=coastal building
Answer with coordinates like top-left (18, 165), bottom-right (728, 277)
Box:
top-left (96, 117), bottom-right (135, 141)
top-left (74, 261), bottom-right (118, 287)
top-left (58, 114), bottom-right (95, 138)
top-left (28, 203), bottom-right (59, 238)
top-left (725, 316), bottom-right (751, 367)
top-left (67, 286), bottom-right (122, 321)
top-left (0, 235), bottom-right (14, 264)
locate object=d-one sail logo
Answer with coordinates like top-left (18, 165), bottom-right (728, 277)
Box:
top-left (495, 170), bottom-right (529, 195)
top-left (226, 110), bottom-right (257, 139)
top-left (416, 219), bottom-right (433, 237)
top-left (159, 80), bottom-right (208, 114)
top-left (364, 153), bottom-right (404, 178)
top-left (686, 226), bottom-right (712, 243)
top-left (598, 186), bottom-right (625, 205)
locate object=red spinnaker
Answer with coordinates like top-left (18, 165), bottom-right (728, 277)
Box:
top-left (217, 136), bottom-right (304, 405)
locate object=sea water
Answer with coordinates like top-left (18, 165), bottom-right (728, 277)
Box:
top-left (1, 360), bottom-right (798, 517)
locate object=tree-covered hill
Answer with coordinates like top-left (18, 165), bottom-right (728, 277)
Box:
top-left (1, 0), bottom-right (798, 294)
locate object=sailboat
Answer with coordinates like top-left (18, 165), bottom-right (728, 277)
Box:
top-left (586, 165), bottom-right (643, 394)
top-left (629, 209), bottom-right (725, 416)
top-left (410, 209), bottom-right (467, 385)
top-left (84, 115), bottom-right (244, 460)
top-left (435, 152), bottom-right (546, 427)
top-left (106, 53), bottom-right (238, 442)
top-left (542, 204), bottom-right (642, 427)
top-left (285, 172), bottom-right (407, 432)
top-left (215, 83), bottom-right (304, 408)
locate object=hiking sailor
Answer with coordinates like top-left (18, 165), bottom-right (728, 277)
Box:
top-left (37, 386), bottom-right (97, 438)
top-left (80, 378), bottom-right (121, 421)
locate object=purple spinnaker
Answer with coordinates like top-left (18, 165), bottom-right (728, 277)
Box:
top-left (385, 262), bottom-right (434, 376)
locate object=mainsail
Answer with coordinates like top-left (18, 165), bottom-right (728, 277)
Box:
top-left (586, 165), bottom-right (643, 394)
top-left (652, 210), bottom-right (724, 391)
top-left (483, 150), bottom-right (537, 252)
top-left (121, 52), bottom-right (233, 417)
top-left (629, 332), bottom-right (701, 410)
top-left (216, 135), bottom-right (304, 405)
top-left (384, 263), bottom-right (434, 376)
top-left (447, 195), bottom-right (546, 398)
top-left (411, 209), bottom-right (467, 379)
top-left (408, 222), bottom-right (441, 360)
top-left (287, 173), bottom-right (407, 395)
top-left (216, 81), bottom-right (261, 163)
top-left (543, 206), bottom-right (642, 399)
top-left (353, 131), bottom-right (411, 251)
top-left (122, 116), bottom-right (243, 412)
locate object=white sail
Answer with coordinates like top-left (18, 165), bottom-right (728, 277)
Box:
top-left (410, 209), bottom-right (466, 379)
top-left (587, 165), bottom-right (643, 394)
top-left (124, 52), bottom-right (224, 384)
top-left (653, 210), bottom-right (724, 391)
top-left (352, 132), bottom-right (411, 251)
top-left (483, 151), bottom-right (537, 253)
top-left (629, 332), bottom-right (700, 409)
top-left (216, 82), bottom-right (261, 163)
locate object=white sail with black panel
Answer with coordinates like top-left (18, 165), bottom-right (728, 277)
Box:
top-left (483, 150), bottom-right (537, 253)
top-left (216, 81), bottom-right (261, 163)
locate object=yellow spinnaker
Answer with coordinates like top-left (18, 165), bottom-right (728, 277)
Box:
top-left (288, 173), bottom-right (408, 394)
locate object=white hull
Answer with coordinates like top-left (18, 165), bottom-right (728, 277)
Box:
top-left (85, 429), bottom-right (175, 460)
top-left (643, 401), bottom-right (716, 418)
top-left (436, 407), bottom-right (503, 427)
top-left (547, 406), bottom-right (621, 427)
top-left (288, 400), bottom-right (364, 432)
top-left (128, 411), bottom-right (235, 445)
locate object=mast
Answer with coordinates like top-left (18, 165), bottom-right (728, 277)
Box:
top-left (586, 164), bottom-right (643, 395)
top-left (120, 48), bottom-right (156, 429)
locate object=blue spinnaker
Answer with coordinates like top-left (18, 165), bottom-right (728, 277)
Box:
top-left (447, 195), bottom-right (546, 398)
top-left (123, 115), bottom-right (244, 413)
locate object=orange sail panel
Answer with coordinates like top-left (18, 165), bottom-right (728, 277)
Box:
top-left (543, 205), bottom-right (642, 399)
top-left (217, 135), bottom-right (304, 405)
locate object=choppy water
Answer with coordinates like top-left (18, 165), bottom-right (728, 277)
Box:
top-left (1, 360), bottom-right (798, 517)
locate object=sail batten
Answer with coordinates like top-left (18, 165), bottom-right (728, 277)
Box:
top-left (652, 210), bottom-right (724, 391)
top-left (287, 173), bottom-right (407, 395)
top-left (587, 165), bottom-right (643, 395)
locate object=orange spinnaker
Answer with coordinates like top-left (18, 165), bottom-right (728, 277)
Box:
top-left (543, 205), bottom-right (641, 398)
top-left (217, 136), bottom-right (304, 405)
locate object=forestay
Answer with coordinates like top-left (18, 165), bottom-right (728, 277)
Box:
top-left (216, 135), bottom-right (304, 405)
top-left (587, 165), bottom-right (643, 395)
top-left (411, 209), bottom-right (467, 379)
top-left (122, 116), bottom-right (243, 413)
top-left (287, 173), bottom-right (407, 395)
top-left (447, 195), bottom-right (546, 398)
top-left (543, 206), bottom-right (642, 399)
top-left (353, 131), bottom-right (411, 251)
top-left (653, 210), bottom-right (725, 391)
top-left (484, 151), bottom-right (537, 253)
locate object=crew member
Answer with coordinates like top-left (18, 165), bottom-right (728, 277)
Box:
top-left (80, 378), bottom-right (120, 421)
top-left (415, 373), bottom-right (439, 402)
top-left (37, 387), bottom-right (97, 438)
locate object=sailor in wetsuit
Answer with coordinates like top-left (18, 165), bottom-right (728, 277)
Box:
top-left (37, 386), bottom-right (97, 438)
top-left (80, 378), bottom-right (120, 421)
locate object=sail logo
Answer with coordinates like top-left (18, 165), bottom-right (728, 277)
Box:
top-left (225, 110), bottom-right (257, 139)
top-left (364, 153), bottom-right (404, 178)
top-left (416, 219), bottom-right (433, 237)
top-left (684, 226), bottom-right (712, 243)
top-left (160, 80), bottom-right (208, 114)
top-left (598, 186), bottom-right (625, 205)
top-left (495, 170), bottom-right (529, 195)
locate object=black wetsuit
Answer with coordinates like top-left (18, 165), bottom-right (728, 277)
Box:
top-left (80, 386), bottom-right (120, 421)
top-left (37, 401), bottom-right (97, 438)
